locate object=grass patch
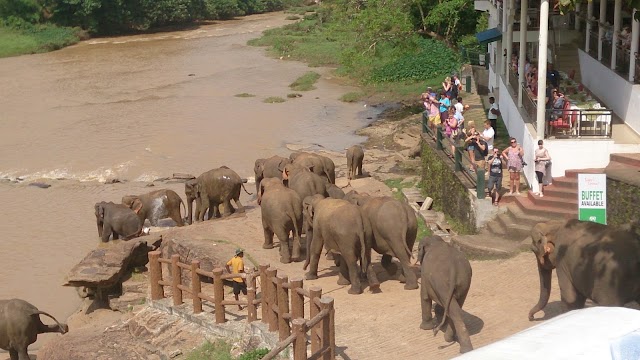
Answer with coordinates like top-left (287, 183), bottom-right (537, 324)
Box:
top-left (285, 15), bottom-right (301, 20)
top-left (339, 92), bottom-right (365, 103)
top-left (287, 93), bottom-right (302, 98)
top-left (263, 96), bottom-right (286, 103)
top-left (384, 179), bottom-right (433, 241)
top-left (289, 71), bottom-right (321, 91)
top-left (0, 24), bottom-right (80, 58)
top-left (234, 93), bottom-right (256, 97)
top-left (185, 340), bottom-right (269, 360)
top-left (284, 5), bottom-right (318, 14)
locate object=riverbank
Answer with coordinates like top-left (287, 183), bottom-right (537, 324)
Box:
top-left (0, 24), bottom-right (82, 58)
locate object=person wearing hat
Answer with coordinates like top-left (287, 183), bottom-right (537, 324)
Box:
top-left (226, 248), bottom-right (247, 310)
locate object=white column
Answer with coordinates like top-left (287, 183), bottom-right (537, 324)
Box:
top-left (612, 0), bottom-right (621, 69)
top-left (502, 1), bottom-right (509, 76)
top-left (575, 2), bottom-right (582, 31)
top-left (518, 0), bottom-right (528, 107)
top-left (506, 0), bottom-right (515, 81)
top-left (598, 0), bottom-right (607, 61)
top-left (536, 0), bottom-right (550, 139)
top-left (586, 0), bottom-right (593, 52)
top-left (630, 11), bottom-right (639, 82)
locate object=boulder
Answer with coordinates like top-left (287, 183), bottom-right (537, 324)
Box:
top-left (160, 237), bottom-right (240, 286)
top-left (64, 235), bottom-right (162, 290)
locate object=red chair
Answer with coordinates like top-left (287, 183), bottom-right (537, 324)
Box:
top-left (550, 101), bottom-right (573, 136)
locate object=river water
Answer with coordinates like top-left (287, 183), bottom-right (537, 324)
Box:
top-left (0, 12), bottom-right (377, 349)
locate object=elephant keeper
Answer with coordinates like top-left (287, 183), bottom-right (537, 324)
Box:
top-left (226, 248), bottom-right (247, 310)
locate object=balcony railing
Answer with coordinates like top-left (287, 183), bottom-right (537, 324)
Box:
top-left (588, 30), bottom-right (599, 57)
top-left (615, 44), bottom-right (631, 78)
top-left (521, 84), bottom-right (537, 128)
top-left (509, 69), bottom-right (519, 98)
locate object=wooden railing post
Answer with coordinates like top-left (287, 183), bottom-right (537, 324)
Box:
top-left (276, 274), bottom-right (290, 341)
top-left (213, 268), bottom-right (226, 324)
top-left (320, 297), bottom-right (335, 360)
top-left (259, 264), bottom-right (269, 323)
top-left (191, 260), bottom-right (202, 314)
top-left (436, 126), bottom-right (444, 150)
top-left (148, 251), bottom-right (163, 300)
top-left (476, 169), bottom-right (486, 199)
top-left (292, 318), bottom-right (308, 360)
top-left (247, 271), bottom-right (257, 322)
top-left (309, 286), bottom-right (322, 354)
top-left (266, 268), bottom-right (278, 332)
top-left (454, 145), bottom-right (463, 172)
top-left (289, 277), bottom-right (304, 320)
top-left (171, 254), bottom-right (183, 306)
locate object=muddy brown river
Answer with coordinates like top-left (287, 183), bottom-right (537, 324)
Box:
top-left (0, 12), bottom-right (377, 349)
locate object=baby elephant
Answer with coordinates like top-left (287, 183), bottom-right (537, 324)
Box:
top-left (122, 189), bottom-right (186, 227)
top-left (346, 145), bottom-right (364, 180)
top-left (418, 235), bottom-right (473, 353)
top-left (94, 201), bottom-right (143, 242)
top-left (0, 298), bottom-right (68, 360)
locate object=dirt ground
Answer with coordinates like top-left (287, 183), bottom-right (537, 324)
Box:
top-left (41, 113), bottom-right (563, 360)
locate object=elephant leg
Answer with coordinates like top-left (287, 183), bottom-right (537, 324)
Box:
top-left (448, 300), bottom-right (473, 353)
top-left (17, 347), bottom-right (29, 360)
top-left (420, 287), bottom-right (437, 330)
top-left (263, 226), bottom-right (275, 249)
top-left (357, 162), bottom-right (363, 176)
top-left (558, 272), bottom-right (587, 311)
top-left (234, 197), bottom-right (245, 213)
top-left (222, 200), bottom-right (233, 216)
top-left (169, 208), bottom-right (184, 226)
top-left (336, 255), bottom-right (351, 285)
top-left (199, 198), bottom-right (210, 222)
top-left (381, 254), bottom-right (399, 276)
top-left (113, 232), bottom-right (119, 240)
top-left (442, 318), bottom-right (454, 342)
top-left (304, 251), bottom-right (321, 280)
top-left (291, 229), bottom-right (302, 262)
top-left (388, 237), bottom-right (418, 290)
top-left (275, 228), bottom-right (291, 264)
top-left (101, 224), bottom-right (112, 242)
top-left (9, 349), bottom-right (18, 360)
top-left (345, 256), bottom-right (363, 295)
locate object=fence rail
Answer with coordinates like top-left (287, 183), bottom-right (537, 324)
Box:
top-left (421, 120), bottom-right (487, 199)
top-left (148, 251), bottom-right (336, 360)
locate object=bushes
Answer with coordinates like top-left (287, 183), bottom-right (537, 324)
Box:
top-left (370, 38), bottom-right (461, 82)
top-left (0, 23), bottom-right (80, 58)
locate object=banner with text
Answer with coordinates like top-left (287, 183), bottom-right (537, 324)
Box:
top-left (578, 173), bottom-right (607, 225)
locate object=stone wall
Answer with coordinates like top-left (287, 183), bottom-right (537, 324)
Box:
top-left (420, 140), bottom-right (477, 234)
top-left (607, 176), bottom-right (640, 226)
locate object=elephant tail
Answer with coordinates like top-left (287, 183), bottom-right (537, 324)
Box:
top-left (241, 182), bottom-right (253, 196)
top-left (434, 271), bottom-right (457, 338)
top-left (359, 224), bottom-right (368, 276)
top-left (36, 311), bottom-right (68, 333)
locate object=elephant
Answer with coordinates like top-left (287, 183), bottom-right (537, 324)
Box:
top-left (254, 155), bottom-right (291, 194)
top-left (343, 190), bottom-right (418, 290)
top-left (302, 196), bottom-right (380, 294)
top-left (346, 145), bottom-right (364, 180)
top-left (528, 219), bottom-right (640, 321)
top-left (282, 163), bottom-right (330, 210)
top-left (0, 298), bottom-right (68, 360)
top-left (418, 235), bottom-right (473, 353)
top-left (184, 166), bottom-right (251, 224)
top-left (290, 152), bottom-right (336, 184)
top-left (122, 189), bottom-right (186, 227)
top-left (325, 183), bottom-right (345, 199)
top-left (258, 177), bottom-right (303, 263)
top-left (94, 201), bottom-right (143, 242)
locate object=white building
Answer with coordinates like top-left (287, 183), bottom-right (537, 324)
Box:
top-left (474, 0), bottom-right (640, 193)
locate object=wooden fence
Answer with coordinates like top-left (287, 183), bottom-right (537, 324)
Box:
top-left (147, 251), bottom-right (335, 360)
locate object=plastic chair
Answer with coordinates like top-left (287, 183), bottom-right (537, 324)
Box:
top-left (549, 101), bottom-right (573, 135)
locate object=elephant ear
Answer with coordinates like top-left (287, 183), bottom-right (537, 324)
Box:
top-left (132, 198), bottom-right (143, 214)
top-left (537, 222), bottom-right (557, 255)
top-left (277, 158), bottom-right (289, 172)
top-left (98, 204), bottom-right (105, 219)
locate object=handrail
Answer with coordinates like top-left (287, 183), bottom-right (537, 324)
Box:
top-left (545, 108), bottom-right (613, 138)
top-left (147, 252), bottom-right (336, 360)
top-left (422, 122), bottom-right (487, 199)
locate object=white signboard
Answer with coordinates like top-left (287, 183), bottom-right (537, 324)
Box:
top-left (578, 174), bottom-right (607, 225)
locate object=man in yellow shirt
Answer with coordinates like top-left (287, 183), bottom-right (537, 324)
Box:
top-left (225, 248), bottom-right (247, 310)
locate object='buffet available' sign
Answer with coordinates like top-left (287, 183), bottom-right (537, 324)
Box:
top-left (578, 174), bottom-right (607, 225)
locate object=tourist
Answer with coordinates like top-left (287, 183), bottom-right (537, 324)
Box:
top-left (487, 96), bottom-right (500, 136)
top-left (443, 76), bottom-right (453, 98)
top-left (464, 130), bottom-right (487, 172)
top-left (547, 63), bottom-right (560, 89)
top-left (486, 147), bottom-right (504, 206)
top-left (481, 120), bottom-right (495, 151)
top-left (454, 96), bottom-right (465, 116)
top-left (445, 107), bottom-right (460, 157)
top-left (451, 74), bottom-right (461, 99)
top-left (534, 140), bottom-right (552, 197)
top-left (551, 89), bottom-right (566, 119)
top-left (225, 248), bottom-right (247, 310)
top-left (502, 138), bottom-right (525, 195)
top-left (439, 91), bottom-right (451, 127)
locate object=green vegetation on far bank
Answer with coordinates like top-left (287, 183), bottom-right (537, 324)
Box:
top-left (289, 71), bottom-right (320, 91)
top-left (185, 340), bottom-right (269, 360)
top-left (0, 24), bottom-right (80, 58)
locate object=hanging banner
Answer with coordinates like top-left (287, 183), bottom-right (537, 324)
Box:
top-left (578, 174), bottom-right (607, 225)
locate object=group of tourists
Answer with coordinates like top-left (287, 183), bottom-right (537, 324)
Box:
top-left (421, 76), bottom-right (553, 206)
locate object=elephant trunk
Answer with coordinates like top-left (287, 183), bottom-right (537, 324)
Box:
top-left (528, 261), bottom-right (553, 321)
